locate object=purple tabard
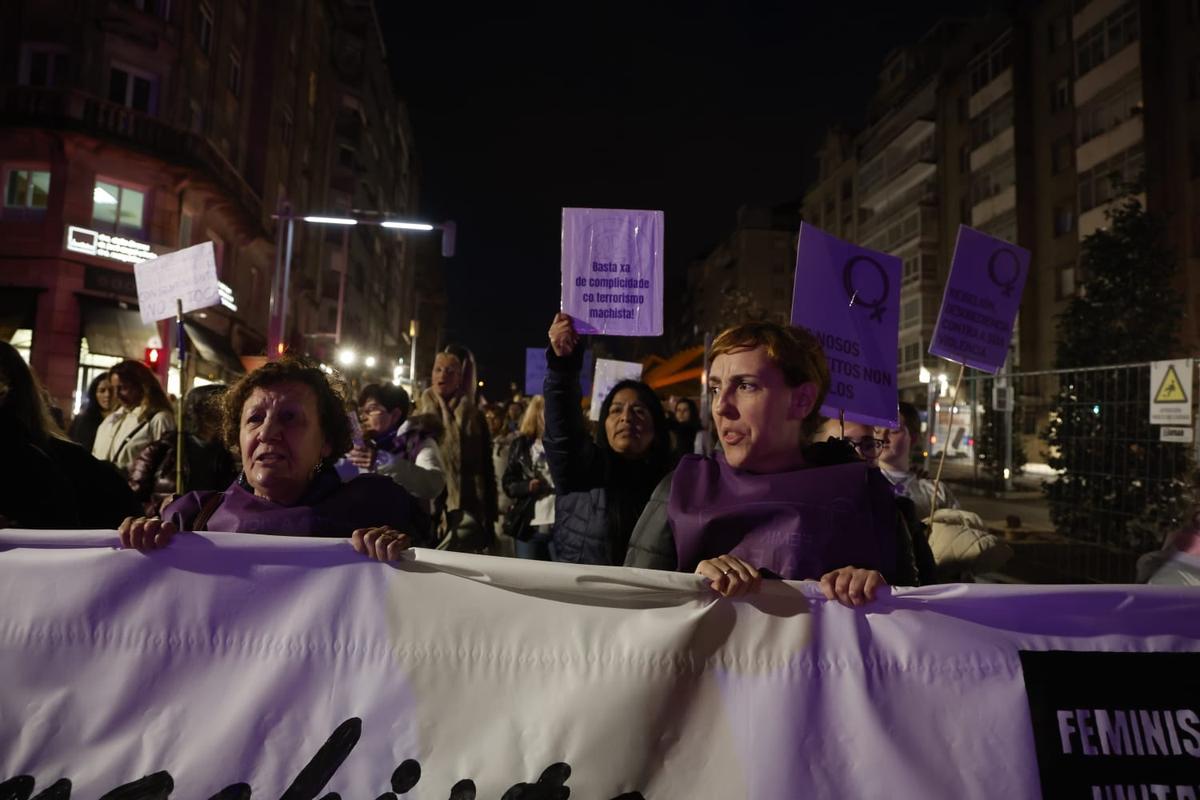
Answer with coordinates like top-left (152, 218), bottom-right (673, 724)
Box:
top-left (667, 454), bottom-right (897, 580)
top-left (163, 472), bottom-right (414, 537)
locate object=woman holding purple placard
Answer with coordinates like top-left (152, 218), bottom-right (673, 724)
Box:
top-left (624, 321), bottom-right (931, 606)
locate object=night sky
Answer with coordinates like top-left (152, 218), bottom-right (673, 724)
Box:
top-left (378, 1), bottom-right (989, 395)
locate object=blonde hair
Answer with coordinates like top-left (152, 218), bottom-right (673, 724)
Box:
top-left (518, 395), bottom-right (545, 439)
top-left (709, 321), bottom-right (830, 437)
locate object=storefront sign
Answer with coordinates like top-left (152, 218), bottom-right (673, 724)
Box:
top-left (83, 266), bottom-right (138, 299)
top-left (65, 225), bottom-right (157, 265)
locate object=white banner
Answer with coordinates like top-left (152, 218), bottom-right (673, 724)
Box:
top-left (1, 530), bottom-right (1198, 799)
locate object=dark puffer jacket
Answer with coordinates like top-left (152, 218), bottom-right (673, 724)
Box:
top-left (542, 346), bottom-right (668, 565)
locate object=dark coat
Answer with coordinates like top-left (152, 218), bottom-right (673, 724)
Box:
top-left (542, 347), bottom-right (666, 565)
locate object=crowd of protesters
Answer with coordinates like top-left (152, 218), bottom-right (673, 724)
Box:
top-left (2, 311), bottom-right (1193, 592)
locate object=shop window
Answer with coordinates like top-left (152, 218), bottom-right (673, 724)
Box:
top-left (92, 179), bottom-right (146, 236)
top-left (4, 168), bottom-right (51, 209)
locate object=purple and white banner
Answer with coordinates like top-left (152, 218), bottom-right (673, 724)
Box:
top-left (560, 207), bottom-right (664, 336)
top-left (791, 223), bottom-right (900, 428)
top-left (929, 225), bottom-right (1030, 373)
top-left (1, 529), bottom-right (1198, 799)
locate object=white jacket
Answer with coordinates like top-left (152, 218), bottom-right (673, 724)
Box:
top-left (92, 405), bottom-right (175, 476)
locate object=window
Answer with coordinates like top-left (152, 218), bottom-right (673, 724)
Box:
top-left (960, 195), bottom-right (972, 225)
top-left (1076, 2), bottom-right (1139, 77)
top-left (959, 144), bottom-right (969, 173)
top-left (969, 94), bottom-right (1014, 148)
top-left (1053, 204), bottom-right (1075, 237)
top-left (840, 178), bottom-right (852, 201)
top-left (1050, 77), bottom-right (1070, 113)
top-left (337, 145), bottom-right (356, 170)
top-left (19, 45), bottom-right (68, 87)
top-left (227, 49), bottom-right (241, 97)
top-left (5, 169), bottom-right (51, 209)
top-left (970, 154), bottom-right (1016, 205)
top-left (92, 179), bottom-right (146, 235)
top-left (902, 298), bottom-right (920, 326)
top-left (198, 3), bottom-right (213, 55)
top-left (1077, 79), bottom-right (1142, 143)
top-left (1058, 264), bottom-right (1076, 300)
top-left (1077, 144), bottom-right (1144, 212)
top-left (1051, 135), bottom-right (1073, 175)
top-left (968, 32), bottom-right (1012, 95)
top-left (108, 65), bottom-right (156, 113)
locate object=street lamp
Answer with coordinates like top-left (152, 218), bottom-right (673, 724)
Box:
top-left (267, 210), bottom-right (455, 360)
top-left (337, 348), bottom-right (357, 367)
top-left (364, 355), bottom-right (377, 368)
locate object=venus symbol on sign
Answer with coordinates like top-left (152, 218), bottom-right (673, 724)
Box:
top-left (987, 248), bottom-right (1021, 298)
top-left (842, 256), bottom-right (890, 323)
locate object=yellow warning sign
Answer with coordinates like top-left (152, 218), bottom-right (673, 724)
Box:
top-left (1155, 365), bottom-right (1188, 403)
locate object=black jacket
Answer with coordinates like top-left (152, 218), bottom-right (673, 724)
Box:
top-left (542, 346), bottom-right (665, 565)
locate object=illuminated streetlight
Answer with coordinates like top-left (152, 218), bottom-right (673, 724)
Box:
top-left (303, 216), bottom-right (357, 226)
top-left (337, 348), bottom-right (357, 366)
top-left (382, 221), bottom-right (434, 231)
top-left (364, 355), bottom-right (377, 368)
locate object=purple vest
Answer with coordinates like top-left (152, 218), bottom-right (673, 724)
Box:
top-left (668, 454), bottom-right (897, 580)
top-left (163, 472), bottom-right (414, 537)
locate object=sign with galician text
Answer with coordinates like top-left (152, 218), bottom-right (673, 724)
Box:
top-left (134, 241), bottom-right (221, 324)
top-left (561, 208), bottom-right (664, 337)
top-left (65, 225), bottom-right (158, 265)
top-left (929, 225), bottom-right (1030, 373)
top-left (0, 530), bottom-right (1197, 799)
top-left (790, 222), bottom-right (900, 428)
top-left (1150, 359), bottom-right (1194, 426)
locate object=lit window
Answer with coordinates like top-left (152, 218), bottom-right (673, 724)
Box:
top-left (92, 179), bottom-right (146, 234)
top-left (5, 169), bottom-right (51, 209)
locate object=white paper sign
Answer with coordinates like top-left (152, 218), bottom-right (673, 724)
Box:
top-left (588, 357), bottom-right (643, 421)
top-left (1149, 359), bottom-right (1193, 426)
top-left (134, 241), bottom-right (221, 323)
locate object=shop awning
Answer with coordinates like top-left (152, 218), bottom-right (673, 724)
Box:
top-left (184, 321), bottom-right (245, 377)
top-left (79, 300), bottom-right (158, 360)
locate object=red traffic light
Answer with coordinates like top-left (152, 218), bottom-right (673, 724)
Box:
top-left (144, 347), bottom-right (162, 367)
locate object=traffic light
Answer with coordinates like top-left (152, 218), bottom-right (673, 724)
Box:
top-left (144, 346), bottom-right (163, 367)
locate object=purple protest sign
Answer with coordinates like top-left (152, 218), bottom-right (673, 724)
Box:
top-left (928, 226), bottom-right (1030, 373)
top-left (525, 348), bottom-right (547, 397)
top-left (561, 208), bottom-right (663, 336)
top-left (790, 223), bottom-right (900, 428)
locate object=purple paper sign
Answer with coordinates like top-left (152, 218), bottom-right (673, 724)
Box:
top-left (790, 223), bottom-right (900, 428)
top-left (525, 348), bottom-right (547, 397)
top-left (524, 348), bottom-right (593, 397)
top-left (928, 226), bottom-right (1030, 373)
top-left (561, 208), bottom-right (664, 336)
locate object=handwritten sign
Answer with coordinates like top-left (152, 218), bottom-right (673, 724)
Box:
top-left (134, 241), bottom-right (220, 324)
top-left (790, 223), bottom-right (900, 428)
top-left (561, 208), bottom-right (663, 336)
top-left (588, 358), bottom-right (643, 421)
top-left (928, 226), bottom-right (1029, 373)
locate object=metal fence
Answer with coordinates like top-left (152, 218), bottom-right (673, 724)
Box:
top-left (921, 360), bottom-right (1198, 583)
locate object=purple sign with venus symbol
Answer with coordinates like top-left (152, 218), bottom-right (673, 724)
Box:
top-left (928, 225), bottom-right (1030, 374)
top-left (790, 223), bottom-right (900, 428)
top-left (560, 208), bottom-right (664, 337)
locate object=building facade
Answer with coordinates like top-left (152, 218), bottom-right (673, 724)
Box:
top-left (0, 0), bottom-right (441, 415)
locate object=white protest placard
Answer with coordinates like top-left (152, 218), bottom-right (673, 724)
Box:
top-left (1149, 359), bottom-right (1193, 426)
top-left (134, 241), bottom-right (221, 324)
top-left (588, 357), bottom-right (643, 421)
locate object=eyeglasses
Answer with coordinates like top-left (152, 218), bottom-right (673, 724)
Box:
top-left (845, 437), bottom-right (885, 454)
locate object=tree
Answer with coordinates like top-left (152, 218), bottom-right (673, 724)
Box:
top-left (1042, 197), bottom-right (1191, 553)
top-left (975, 374), bottom-right (1028, 488)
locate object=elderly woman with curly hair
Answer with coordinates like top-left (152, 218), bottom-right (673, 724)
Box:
top-left (119, 357), bottom-right (423, 561)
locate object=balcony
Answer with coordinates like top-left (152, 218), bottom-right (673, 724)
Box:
top-left (1074, 42), bottom-right (1139, 107)
top-left (968, 68), bottom-right (1013, 118)
top-left (0, 86), bottom-right (263, 231)
top-left (857, 179), bottom-right (937, 241)
top-left (1073, 0), bottom-right (1125, 41)
top-left (858, 149), bottom-right (937, 213)
top-left (971, 184), bottom-right (1016, 228)
top-left (969, 127), bottom-right (1015, 173)
top-left (1075, 113), bottom-right (1143, 173)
